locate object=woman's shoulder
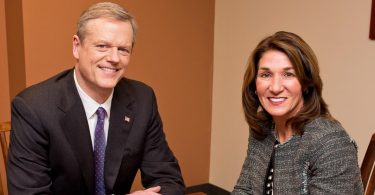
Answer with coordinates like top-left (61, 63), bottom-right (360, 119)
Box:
top-left (300, 118), bottom-right (359, 160)
top-left (304, 117), bottom-right (345, 135)
top-left (302, 117), bottom-right (354, 147)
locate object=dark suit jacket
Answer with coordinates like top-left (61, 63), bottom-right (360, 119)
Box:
top-left (7, 69), bottom-right (185, 195)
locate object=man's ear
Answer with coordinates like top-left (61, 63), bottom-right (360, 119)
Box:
top-left (72, 35), bottom-right (81, 59)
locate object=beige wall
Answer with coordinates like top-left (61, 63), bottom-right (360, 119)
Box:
top-left (211, 0), bottom-right (375, 191)
top-left (3, 0), bottom-right (214, 190)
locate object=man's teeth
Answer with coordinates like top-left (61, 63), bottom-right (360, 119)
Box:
top-left (269, 97), bottom-right (285, 102)
top-left (101, 67), bottom-right (117, 72)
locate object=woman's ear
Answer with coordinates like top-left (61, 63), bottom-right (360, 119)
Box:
top-left (303, 86), bottom-right (310, 95)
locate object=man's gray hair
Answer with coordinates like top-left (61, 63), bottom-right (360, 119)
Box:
top-left (76, 2), bottom-right (138, 46)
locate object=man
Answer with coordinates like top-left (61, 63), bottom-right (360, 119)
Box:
top-left (7, 2), bottom-right (185, 195)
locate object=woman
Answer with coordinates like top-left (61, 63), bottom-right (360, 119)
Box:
top-left (232, 31), bottom-right (363, 194)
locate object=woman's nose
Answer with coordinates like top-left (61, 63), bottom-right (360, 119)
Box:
top-left (269, 76), bottom-right (283, 93)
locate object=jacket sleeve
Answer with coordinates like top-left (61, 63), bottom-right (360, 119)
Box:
top-left (232, 136), bottom-right (254, 195)
top-left (308, 130), bottom-right (364, 194)
top-left (7, 96), bottom-right (52, 195)
top-left (139, 91), bottom-right (185, 195)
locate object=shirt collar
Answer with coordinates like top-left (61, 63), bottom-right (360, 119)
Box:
top-left (73, 69), bottom-right (113, 119)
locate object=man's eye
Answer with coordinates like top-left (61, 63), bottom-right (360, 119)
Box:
top-left (118, 47), bottom-right (130, 55)
top-left (96, 44), bottom-right (108, 49)
top-left (95, 44), bottom-right (110, 52)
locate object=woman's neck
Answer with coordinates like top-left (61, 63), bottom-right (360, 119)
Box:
top-left (274, 120), bottom-right (293, 144)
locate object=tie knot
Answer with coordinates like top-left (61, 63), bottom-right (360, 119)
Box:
top-left (96, 107), bottom-right (106, 121)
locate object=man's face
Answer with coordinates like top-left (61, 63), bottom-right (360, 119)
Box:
top-left (73, 17), bottom-right (133, 101)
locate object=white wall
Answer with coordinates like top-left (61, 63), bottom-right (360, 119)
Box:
top-left (211, 0), bottom-right (375, 191)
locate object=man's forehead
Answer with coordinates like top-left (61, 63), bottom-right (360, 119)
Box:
top-left (82, 19), bottom-right (133, 45)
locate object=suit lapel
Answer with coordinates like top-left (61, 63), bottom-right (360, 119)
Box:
top-left (105, 80), bottom-right (135, 189)
top-left (57, 71), bottom-right (95, 195)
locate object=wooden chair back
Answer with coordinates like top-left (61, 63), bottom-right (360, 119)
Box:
top-left (0, 121), bottom-right (11, 195)
top-left (361, 133), bottom-right (375, 195)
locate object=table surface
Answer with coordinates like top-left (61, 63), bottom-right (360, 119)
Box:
top-left (186, 192), bottom-right (207, 195)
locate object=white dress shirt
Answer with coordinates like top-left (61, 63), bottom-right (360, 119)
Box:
top-left (73, 70), bottom-right (113, 149)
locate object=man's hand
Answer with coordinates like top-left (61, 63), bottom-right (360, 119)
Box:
top-left (128, 186), bottom-right (161, 195)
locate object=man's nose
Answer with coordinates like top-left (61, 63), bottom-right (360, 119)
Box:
top-left (107, 48), bottom-right (120, 63)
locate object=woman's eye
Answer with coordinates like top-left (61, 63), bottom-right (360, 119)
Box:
top-left (259, 72), bottom-right (271, 78)
top-left (283, 72), bottom-right (295, 78)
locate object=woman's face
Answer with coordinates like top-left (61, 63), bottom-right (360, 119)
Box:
top-left (255, 50), bottom-right (304, 122)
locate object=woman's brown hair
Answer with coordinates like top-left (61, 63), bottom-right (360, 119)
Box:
top-left (242, 31), bottom-right (335, 140)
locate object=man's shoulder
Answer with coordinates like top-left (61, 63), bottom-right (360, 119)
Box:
top-left (116, 77), bottom-right (154, 95)
top-left (113, 78), bottom-right (158, 110)
top-left (14, 69), bottom-right (73, 102)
